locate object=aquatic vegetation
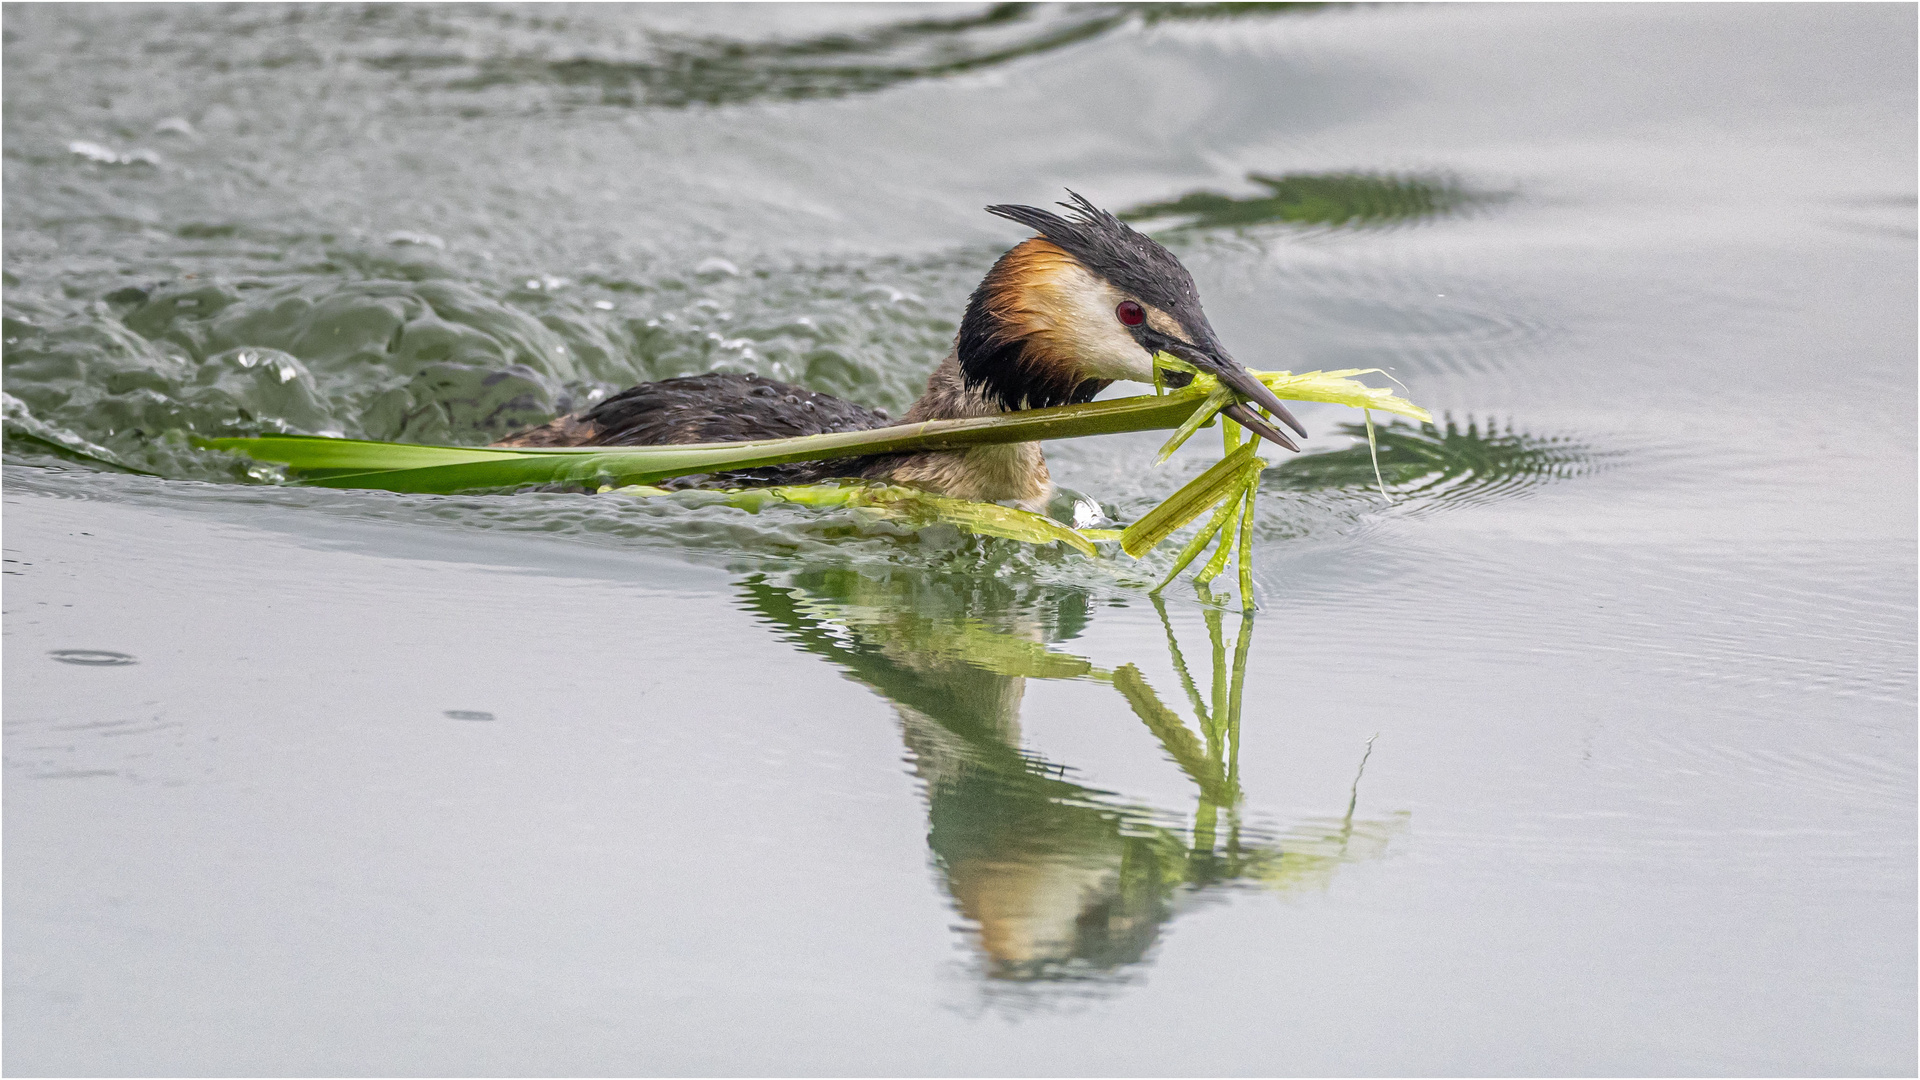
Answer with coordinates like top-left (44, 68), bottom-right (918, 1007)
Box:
top-left (673, 481), bottom-right (1102, 556)
top-left (201, 360), bottom-right (1429, 608)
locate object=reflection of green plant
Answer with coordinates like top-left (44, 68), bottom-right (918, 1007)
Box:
top-left (739, 568), bottom-right (1403, 983)
top-left (1269, 417), bottom-right (1608, 506)
top-left (1124, 171), bottom-right (1490, 231)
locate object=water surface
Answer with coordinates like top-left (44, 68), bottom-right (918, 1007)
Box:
top-left (4, 3), bottom-right (1914, 1075)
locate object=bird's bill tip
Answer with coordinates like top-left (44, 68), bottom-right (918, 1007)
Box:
top-left (1221, 402), bottom-right (1299, 453)
top-left (1212, 365), bottom-right (1310, 442)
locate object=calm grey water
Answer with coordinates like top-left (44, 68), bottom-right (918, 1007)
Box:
top-left (4, 3), bottom-right (1914, 1075)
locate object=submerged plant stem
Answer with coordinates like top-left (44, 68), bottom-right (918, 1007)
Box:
top-left (202, 367), bottom-right (1427, 603)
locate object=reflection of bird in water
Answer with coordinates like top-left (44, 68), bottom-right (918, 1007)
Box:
top-left (741, 569), bottom-right (1402, 984)
top-left (751, 572), bottom-right (1177, 976)
top-left (882, 628), bottom-right (1180, 978)
top-left (498, 194), bottom-right (1304, 511)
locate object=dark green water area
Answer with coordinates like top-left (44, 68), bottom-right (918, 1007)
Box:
top-left (4, 4), bottom-right (1914, 1074)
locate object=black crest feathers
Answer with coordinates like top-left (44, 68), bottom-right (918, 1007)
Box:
top-left (955, 192), bottom-right (1207, 411)
top-left (983, 191), bottom-right (1201, 318)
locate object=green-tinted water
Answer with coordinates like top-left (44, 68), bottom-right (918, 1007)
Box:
top-left (5, 4), bottom-right (1914, 1074)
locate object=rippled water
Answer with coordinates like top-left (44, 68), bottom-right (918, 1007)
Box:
top-left (5, 4), bottom-right (1914, 1075)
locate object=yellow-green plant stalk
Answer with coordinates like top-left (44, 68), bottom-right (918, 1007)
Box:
top-left (202, 359), bottom-right (1430, 609)
top-left (1193, 418), bottom-right (1248, 590)
top-left (200, 359), bottom-right (1426, 494)
top-left (1119, 442), bottom-right (1263, 557)
top-left (1235, 459), bottom-right (1260, 607)
top-left (1157, 482), bottom-right (1251, 590)
top-left (613, 480), bottom-right (1099, 555)
top-left (200, 381), bottom-right (1228, 494)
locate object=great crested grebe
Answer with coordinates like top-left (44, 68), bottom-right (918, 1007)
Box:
top-left (495, 194), bottom-right (1307, 511)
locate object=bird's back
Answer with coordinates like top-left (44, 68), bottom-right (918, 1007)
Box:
top-left (494, 372), bottom-right (895, 487)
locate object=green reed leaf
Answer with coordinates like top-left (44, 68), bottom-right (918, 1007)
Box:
top-left (1235, 457), bottom-right (1264, 611)
top-left (1259, 368), bottom-right (1430, 423)
top-left (1152, 488), bottom-right (1243, 594)
top-left (200, 368), bottom-right (1426, 596)
top-left (1121, 442), bottom-right (1261, 558)
top-left (1154, 386), bottom-right (1237, 464)
top-left (1193, 499), bottom-right (1240, 587)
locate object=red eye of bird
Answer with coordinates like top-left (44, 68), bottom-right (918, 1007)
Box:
top-left (1116, 300), bottom-right (1145, 327)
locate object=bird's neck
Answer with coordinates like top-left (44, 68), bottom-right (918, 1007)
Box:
top-left (902, 351), bottom-right (1003, 424)
top-left (887, 351), bottom-right (1053, 512)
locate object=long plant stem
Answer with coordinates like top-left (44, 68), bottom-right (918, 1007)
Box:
top-left (207, 385), bottom-right (1215, 494)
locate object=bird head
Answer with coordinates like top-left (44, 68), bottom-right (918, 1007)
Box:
top-left (955, 192), bottom-right (1307, 450)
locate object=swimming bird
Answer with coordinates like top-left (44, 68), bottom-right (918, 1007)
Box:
top-left (495, 193), bottom-right (1306, 511)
